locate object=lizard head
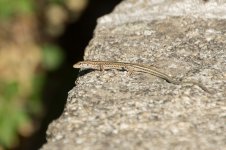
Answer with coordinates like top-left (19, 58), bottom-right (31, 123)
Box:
top-left (73, 61), bottom-right (86, 68)
top-left (73, 60), bottom-right (96, 69)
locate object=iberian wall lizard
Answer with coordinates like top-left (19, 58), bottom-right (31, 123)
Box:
top-left (73, 60), bottom-right (211, 93)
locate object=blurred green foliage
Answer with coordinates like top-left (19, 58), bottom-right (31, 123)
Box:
top-left (29, 74), bottom-right (45, 115)
top-left (0, 0), bottom-right (65, 149)
top-left (49, 0), bottom-right (64, 4)
top-left (0, 0), bottom-right (34, 20)
top-left (42, 44), bottom-right (65, 71)
top-left (0, 48), bottom-right (63, 148)
top-left (0, 81), bottom-right (30, 147)
top-left (0, 75), bottom-right (46, 148)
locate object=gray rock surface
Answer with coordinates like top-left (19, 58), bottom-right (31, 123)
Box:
top-left (41, 0), bottom-right (226, 149)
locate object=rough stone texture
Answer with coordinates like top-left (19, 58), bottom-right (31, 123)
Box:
top-left (41, 0), bottom-right (226, 150)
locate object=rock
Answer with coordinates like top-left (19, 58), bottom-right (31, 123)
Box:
top-left (41, 0), bottom-right (226, 149)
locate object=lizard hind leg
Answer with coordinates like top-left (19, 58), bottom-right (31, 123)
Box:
top-left (126, 67), bottom-right (134, 77)
top-left (99, 64), bottom-right (104, 71)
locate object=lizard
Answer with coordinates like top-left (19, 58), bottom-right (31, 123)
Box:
top-left (73, 60), bottom-right (211, 93)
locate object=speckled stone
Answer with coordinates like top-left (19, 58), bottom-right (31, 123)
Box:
top-left (41, 0), bottom-right (226, 150)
